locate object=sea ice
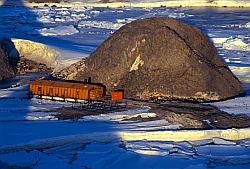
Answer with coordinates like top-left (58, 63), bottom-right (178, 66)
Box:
top-left (222, 38), bottom-right (250, 51)
top-left (78, 21), bottom-right (124, 30)
top-left (39, 25), bottom-right (79, 36)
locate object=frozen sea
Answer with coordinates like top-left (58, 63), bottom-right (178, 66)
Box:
top-left (0, 2), bottom-right (250, 169)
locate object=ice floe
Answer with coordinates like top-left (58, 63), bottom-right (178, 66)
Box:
top-left (78, 20), bottom-right (124, 30)
top-left (212, 37), bottom-right (250, 51)
top-left (39, 25), bottom-right (79, 36)
top-left (222, 38), bottom-right (250, 51)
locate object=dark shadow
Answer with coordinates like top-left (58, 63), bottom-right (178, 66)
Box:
top-left (0, 38), bottom-right (19, 66)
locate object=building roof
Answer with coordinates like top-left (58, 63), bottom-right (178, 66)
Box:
top-left (30, 79), bottom-right (105, 89)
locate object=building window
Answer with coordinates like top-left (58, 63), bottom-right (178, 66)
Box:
top-left (38, 87), bottom-right (42, 92)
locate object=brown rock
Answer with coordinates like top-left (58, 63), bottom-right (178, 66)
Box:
top-left (16, 58), bottom-right (52, 74)
top-left (53, 58), bottom-right (87, 80)
top-left (63, 17), bottom-right (244, 101)
top-left (0, 45), bottom-right (15, 81)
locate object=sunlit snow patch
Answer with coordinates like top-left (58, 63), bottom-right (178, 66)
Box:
top-left (39, 25), bottom-right (79, 36)
top-left (222, 37), bottom-right (250, 51)
top-left (12, 39), bottom-right (60, 68)
top-left (211, 37), bottom-right (229, 46)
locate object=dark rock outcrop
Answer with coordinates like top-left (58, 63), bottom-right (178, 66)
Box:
top-left (61, 17), bottom-right (244, 101)
top-left (17, 58), bottom-right (52, 74)
top-left (150, 102), bottom-right (250, 129)
top-left (0, 45), bottom-right (15, 81)
top-left (53, 58), bottom-right (87, 80)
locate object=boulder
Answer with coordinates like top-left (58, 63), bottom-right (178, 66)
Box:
top-left (0, 45), bottom-right (15, 81)
top-left (62, 17), bottom-right (244, 101)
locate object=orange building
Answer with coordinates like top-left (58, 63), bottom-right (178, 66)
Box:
top-left (111, 90), bottom-right (124, 101)
top-left (29, 79), bottom-right (106, 101)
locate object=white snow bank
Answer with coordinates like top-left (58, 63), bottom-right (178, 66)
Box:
top-left (39, 25), bottom-right (79, 36)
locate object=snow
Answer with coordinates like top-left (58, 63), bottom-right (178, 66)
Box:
top-left (229, 66), bottom-right (250, 83)
top-left (222, 37), bottom-right (250, 51)
top-left (212, 138), bottom-right (236, 145)
top-left (12, 39), bottom-right (60, 68)
top-left (0, 2), bottom-right (250, 169)
top-left (130, 54), bottom-right (144, 72)
top-left (211, 37), bottom-right (250, 51)
top-left (244, 22), bottom-right (250, 28)
top-left (78, 20), bottom-right (124, 30)
top-left (39, 25), bottom-right (79, 36)
top-left (25, 112), bottom-right (58, 121)
top-left (0, 134), bottom-right (249, 168)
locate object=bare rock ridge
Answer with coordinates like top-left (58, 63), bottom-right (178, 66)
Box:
top-left (58, 17), bottom-right (244, 101)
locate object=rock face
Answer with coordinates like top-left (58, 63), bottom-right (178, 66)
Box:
top-left (63, 17), bottom-right (244, 101)
top-left (0, 38), bottom-right (54, 80)
top-left (12, 39), bottom-right (59, 69)
top-left (16, 58), bottom-right (53, 74)
top-left (0, 45), bottom-right (15, 81)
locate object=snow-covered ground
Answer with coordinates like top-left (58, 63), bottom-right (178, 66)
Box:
top-left (0, 2), bottom-right (250, 169)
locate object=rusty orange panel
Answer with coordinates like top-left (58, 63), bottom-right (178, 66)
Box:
top-left (58, 87), bottom-right (62, 97)
top-left (70, 88), bottom-right (74, 99)
top-left (111, 91), bottom-right (124, 101)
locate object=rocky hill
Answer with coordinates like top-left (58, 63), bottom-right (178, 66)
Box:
top-left (56, 17), bottom-right (244, 101)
